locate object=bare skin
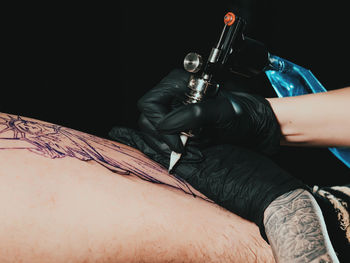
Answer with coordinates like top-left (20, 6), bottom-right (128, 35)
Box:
top-left (267, 87), bottom-right (350, 147)
top-left (0, 113), bottom-right (274, 263)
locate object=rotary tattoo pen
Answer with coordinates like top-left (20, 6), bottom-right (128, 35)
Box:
top-left (168, 12), bottom-right (247, 172)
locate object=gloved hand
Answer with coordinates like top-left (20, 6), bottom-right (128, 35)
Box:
top-left (137, 68), bottom-right (281, 155)
top-left (109, 126), bottom-right (307, 240)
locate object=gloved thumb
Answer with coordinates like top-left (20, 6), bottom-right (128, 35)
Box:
top-left (138, 113), bottom-right (185, 154)
top-left (109, 126), bottom-right (204, 166)
top-left (157, 97), bottom-right (235, 134)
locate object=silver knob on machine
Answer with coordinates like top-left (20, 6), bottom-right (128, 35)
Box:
top-left (183, 52), bottom-right (203, 73)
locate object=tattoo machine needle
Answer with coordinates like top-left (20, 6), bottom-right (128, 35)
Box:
top-left (168, 12), bottom-right (246, 172)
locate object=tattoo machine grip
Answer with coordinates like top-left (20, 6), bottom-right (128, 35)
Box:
top-left (168, 12), bottom-right (246, 172)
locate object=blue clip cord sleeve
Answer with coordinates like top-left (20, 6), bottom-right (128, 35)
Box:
top-left (265, 55), bottom-right (350, 168)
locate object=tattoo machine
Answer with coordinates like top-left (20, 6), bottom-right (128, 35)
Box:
top-left (169, 11), bottom-right (269, 172)
top-left (168, 8), bottom-right (350, 171)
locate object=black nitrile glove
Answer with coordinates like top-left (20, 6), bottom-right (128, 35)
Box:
top-left (137, 69), bottom-right (281, 155)
top-left (109, 126), bottom-right (307, 241)
top-left (136, 69), bottom-right (191, 155)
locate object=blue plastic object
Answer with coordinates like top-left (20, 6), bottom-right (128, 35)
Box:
top-left (265, 55), bottom-right (350, 168)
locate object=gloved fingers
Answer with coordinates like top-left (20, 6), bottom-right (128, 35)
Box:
top-left (157, 98), bottom-right (234, 134)
top-left (109, 126), bottom-right (171, 168)
top-left (140, 122), bottom-right (204, 164)
top-left (199, 144), bottom-right (307, 235)
top-left (109, 126), bottom-right (203, 166)
top-left (137, 69), bottom-right (190, 115)
top-left (156, 104), bottom-right (205, 134)
top-left (158, 69), bottom-right (191, 89)
top-left (138, 113), bottom-right (158, 135)
top-left (136, 69), bottom-right (192, 149)
top-left (109, 126), bottom-right (154, 154)
top-left (138, 113), bottom-right (185, 154)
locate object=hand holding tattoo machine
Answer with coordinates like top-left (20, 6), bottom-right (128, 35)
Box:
top-left (168, 11), bottom-right (350, 172)
top-left (169, 11), bottom-right (275, 171)
top-left (169, 12), bottom-right (250, 171)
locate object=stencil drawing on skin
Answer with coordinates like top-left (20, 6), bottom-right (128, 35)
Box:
top-left (0, 114), bottom-right (209, 201)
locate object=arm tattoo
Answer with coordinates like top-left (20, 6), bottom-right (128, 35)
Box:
top-left (264, 189), bottom-right (339, 263)
top-left (0, 114), bottom-right (211, 202)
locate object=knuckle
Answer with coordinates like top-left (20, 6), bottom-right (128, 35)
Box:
top-left (138, 114), bottom-right (156, 132)
top-left (137, 94), bottom-right (154, 112)
top-left (167, 69), bottom-right (191, 84)
top-left (188, 105), bottom-right (205, 126)
top-left (168, 68), bottom-right (186, 78)
top-left (192, 105), bottom-right (203, 118)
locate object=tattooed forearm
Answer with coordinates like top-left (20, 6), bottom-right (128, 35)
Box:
top-left (264, 189), bottom-right (339, 263)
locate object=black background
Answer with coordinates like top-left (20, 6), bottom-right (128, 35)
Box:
top-left (3, 1), bottom-right (350, 184)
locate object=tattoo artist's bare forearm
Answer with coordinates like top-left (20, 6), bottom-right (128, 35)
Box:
top-left (264, 189), bottom-right (339, 263)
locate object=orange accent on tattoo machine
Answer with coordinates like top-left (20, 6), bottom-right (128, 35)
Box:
top-left (224, 12), bottom-right (236, 26)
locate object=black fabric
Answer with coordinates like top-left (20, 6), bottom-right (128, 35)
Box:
top-left (312, 185), bottom-right (350, 262)
top-left (109, 126), bottom-right (307, 241)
